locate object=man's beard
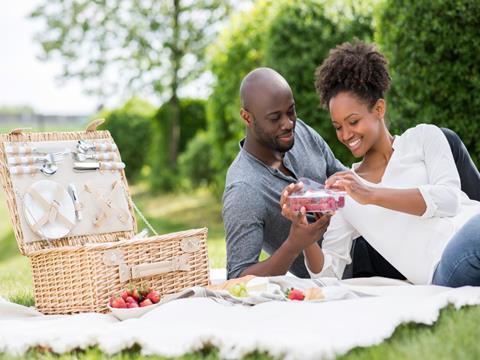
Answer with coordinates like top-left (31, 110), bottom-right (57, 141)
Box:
top-left (253, 117), bottom-right (295, 152)
top-left (274, 135), bottom-right (295, 152)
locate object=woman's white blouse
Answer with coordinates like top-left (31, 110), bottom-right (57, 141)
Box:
top-left (307, 124), bottom-right (480, 284)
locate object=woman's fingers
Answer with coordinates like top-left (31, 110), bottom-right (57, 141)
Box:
top-left (326, 171), bottom-right (356, 188)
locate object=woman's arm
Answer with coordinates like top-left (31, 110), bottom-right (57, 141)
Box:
top-left (304, 242), bottom-right (324, 274)
top-left (326, 172), bottom-right (427, 216)
top-left (326, 125), bottom-right (464, 217)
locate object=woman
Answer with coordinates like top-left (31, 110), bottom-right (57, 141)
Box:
top-left (281, 41), bottom-right (480, 287)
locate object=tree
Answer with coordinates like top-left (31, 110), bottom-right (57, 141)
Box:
top-left (377, 0), bottom-right (480, 164)
top-left (99, 97), bottom-right (156, 181)
top-left (206, 0), bottom-right (279, 193)
top-left (150, 98), bottom-right (207, 191)
top-left (207, 0), bottom-right (374, 192)
top-left (265, 0), bottom-right (373, 164)
top-left (31, 0), bottom-right (232, 170)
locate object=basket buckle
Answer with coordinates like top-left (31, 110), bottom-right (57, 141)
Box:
top-left (103, 249), bottom-right (124, 265)
top-left (180, 237), bottom-right (201, 253)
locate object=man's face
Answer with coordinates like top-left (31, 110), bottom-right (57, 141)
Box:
top-left (247, 87), bottom-right (297, 153)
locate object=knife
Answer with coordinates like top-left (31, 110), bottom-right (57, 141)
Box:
top-left (68, 183), bottom-right (82, 221)
top-left (73, 161), bottom-right (125, 171)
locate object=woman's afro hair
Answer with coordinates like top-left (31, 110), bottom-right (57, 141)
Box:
top-left (315, 41), bottom-right (391, 109)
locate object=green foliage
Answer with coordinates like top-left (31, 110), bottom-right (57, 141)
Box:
top-left (377, 0), bottom-right (480, 164)
top-left (31, 0), bottom-right (232, 171)
top-left (30, 0), bottom-right (232, 100)
top-left (207, 0), bottom-right (374, 193)
top-left (150, 98), bottom-right (208, 192)
top-left (265, 0), bottom-right (374, 166)
top-left (206, 0), bottom-right (280, 194)
top-left (178, 131), bottom-right (215, 188)
top-left (100, 97), bottom-right (155, 182)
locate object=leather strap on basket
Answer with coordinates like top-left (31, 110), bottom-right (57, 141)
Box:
top-left (84, 181), bottom-right (129, 227)
top-left (103, 250), bottom-right (192, 282)
top-left (26, 187), bottom-right (75, 232)
top-left (120, 254), bottom-right (191, 282)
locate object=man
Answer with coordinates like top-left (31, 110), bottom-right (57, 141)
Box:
top-left (223, 67), bottom-right (344, 279)
top-left (223, 67), bottom-right (480, 280)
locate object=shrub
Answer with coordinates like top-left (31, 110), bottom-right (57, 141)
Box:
top-left (99, 97), bottom-right (155, 182)
top-left (206, 0), bottom-right (280, 195)
top-left (377, 0), bottom-right (480, 164)
top-left (265, 0), bottom-right (374, 166)
top-left (150, 98), bottom-right (207, 192)
top-left (207, 0), bottom-right (374, 192)
top-left (178, 131), bottom-right (215, 188)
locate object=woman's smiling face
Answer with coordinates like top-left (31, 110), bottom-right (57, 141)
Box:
top-left (329, 91), bottom-right (385, 158)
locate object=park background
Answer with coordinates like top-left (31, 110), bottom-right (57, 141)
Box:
top-left (1, 0), bottom-right (479, 358)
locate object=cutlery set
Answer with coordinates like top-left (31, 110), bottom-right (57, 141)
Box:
top-left (5, 138), bottom-right (132, 240)
top-left (7, 140), bottom-right (125, 176)
top-left (73, 140), bottom-right (124, 173)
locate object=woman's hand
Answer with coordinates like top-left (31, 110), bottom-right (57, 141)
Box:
top-left (280, 182), bottom-right (332, 253)
top-left (325, 171), bottom-right (375, 205)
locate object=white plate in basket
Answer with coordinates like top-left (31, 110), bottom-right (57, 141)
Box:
top-left (108, 302), bottom-right (162, 321)
top-left (23, 180), bottom-right (76, 240)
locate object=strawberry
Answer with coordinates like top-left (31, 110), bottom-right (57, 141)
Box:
top-left (286, 288), bottom-right (305, 301)
top-left (127, 302), bottom-right (139, 308)
top-left (131, 288), bottom-right (142, 302)
top-left (110, 295), bottom-right (127, 308)
top-left (120, 290), bottom-right (129, 301)
top-left (139, 298), bottom-right (153, 307)
top-left (125, 296), bottom-right (137, 304)
top-left (139, 287), bottom-right (152, 297)
top-left (146, 290), bottom-right (160, 304)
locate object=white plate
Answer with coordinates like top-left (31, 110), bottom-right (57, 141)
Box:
top-left (23, 180), bottom-right (76, 239)
top-left (108, 302), bottom-right (161, 321)
top-left (227, 283), bottom-right (283, 300)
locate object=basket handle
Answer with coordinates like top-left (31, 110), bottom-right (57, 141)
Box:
top-left (119, 254), bottom-right (191, 282)
top-left (85, 118), bottom-right (105, 132)
top-left (9, 127), bottom-right (32, 135)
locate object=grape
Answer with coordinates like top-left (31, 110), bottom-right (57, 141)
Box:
top-left (228, 283), bottom-right (249, 297)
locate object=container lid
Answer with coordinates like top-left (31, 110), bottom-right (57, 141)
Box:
top-left (0, 121), bottom-right (137, 256)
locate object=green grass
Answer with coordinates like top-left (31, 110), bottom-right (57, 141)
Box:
top-left (0, 186), bottom-right (479, 359)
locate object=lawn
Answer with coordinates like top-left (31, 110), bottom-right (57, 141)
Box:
top-left (0, 182), bottom-right (480, 359)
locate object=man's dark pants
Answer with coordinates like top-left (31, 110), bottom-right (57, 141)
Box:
top-left (350, 128), bottom-right (480, 280)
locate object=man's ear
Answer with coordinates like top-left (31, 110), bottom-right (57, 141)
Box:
top-left (374, 99), bottom-right (386, 120)
top-left (240, 108), bottom-right (253, 127)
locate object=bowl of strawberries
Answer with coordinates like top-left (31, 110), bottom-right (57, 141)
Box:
top-left (108, 287), bottom-right (161, 320)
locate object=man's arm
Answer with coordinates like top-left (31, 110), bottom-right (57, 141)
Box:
top-left (224, 181), bottom-right (301, 278)
top-left (223, 181), bottom-right (329, 278)
top-left (240, 213), bottom-right (332, 277)
top-left (238, 238), bottom-right (302, 277)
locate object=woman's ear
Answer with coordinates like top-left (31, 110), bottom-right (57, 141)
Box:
top-left (374, 98), bottom-right (386, 120)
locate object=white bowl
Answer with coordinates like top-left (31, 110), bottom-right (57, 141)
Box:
top-left (108, 302), bottom-right (161, 321)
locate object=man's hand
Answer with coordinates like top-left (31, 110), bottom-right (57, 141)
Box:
top-left (280, 182), bottom-right (332, 253)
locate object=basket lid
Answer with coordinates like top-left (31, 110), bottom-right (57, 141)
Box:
top-left (0, 119), bottom-right (137, 255)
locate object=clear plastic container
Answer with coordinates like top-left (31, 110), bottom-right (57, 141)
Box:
top-left (287, 178), bottom-right (346, 213)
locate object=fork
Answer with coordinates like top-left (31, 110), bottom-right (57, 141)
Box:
top-left (7, 152), bottom-right (67, 165)
top-left (9, 163), bottom-right (58, 176)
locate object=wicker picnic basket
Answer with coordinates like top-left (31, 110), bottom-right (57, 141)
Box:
top-left (0, 120), bottom-right (210, 314)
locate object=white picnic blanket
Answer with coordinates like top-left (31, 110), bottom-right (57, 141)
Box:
top-left (1, 272), bottom-right (480, 359)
